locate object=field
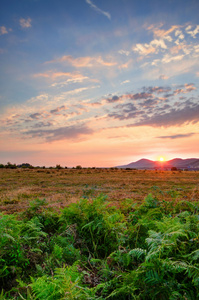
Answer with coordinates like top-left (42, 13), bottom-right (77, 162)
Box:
top-left (0, 168), bottom-right (199, 213)
top-left (1, 168), bottom-right (199, 299)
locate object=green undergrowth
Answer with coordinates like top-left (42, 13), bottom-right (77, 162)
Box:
top-left (1, 193), bottom-right (199, 299)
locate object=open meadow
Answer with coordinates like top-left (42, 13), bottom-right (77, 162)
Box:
top-left (0, 168), bottom-right (199, 213)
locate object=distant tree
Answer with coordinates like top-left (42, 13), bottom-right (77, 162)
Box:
top-left (0, 164), bottom-right (5, 168)
top-left (171, 167), bottom-right (178, 171)
top-left (56, 164), bottom-right (62, 169)
top-left (76, 165), bottom-right (82, 169)
top-left (5, 162), bottom-right (17, 169)
top-left (20, 163), bottom-right (33, 169)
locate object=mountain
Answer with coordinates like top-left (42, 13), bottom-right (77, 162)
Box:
top-left (116, 158), bottom-right (199, 170)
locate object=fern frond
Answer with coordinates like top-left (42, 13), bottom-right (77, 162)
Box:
top-left (129, 248), bottom-right (147, 260)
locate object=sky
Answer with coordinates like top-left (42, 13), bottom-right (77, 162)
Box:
top-left (0, 0), bottom-right (199, 167)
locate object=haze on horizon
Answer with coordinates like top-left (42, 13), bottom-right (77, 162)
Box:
top-left (0, 0), bottom-right (199, 167)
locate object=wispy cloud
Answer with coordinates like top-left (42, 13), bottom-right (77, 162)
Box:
top-left (46, 55), bottom-right (116, 68)
top-left (157, 133), bottom-right (196, 139)
top-left (161, 53), bottom-right (184, 63)
top-left (147, 24), bottom-right (179, 38)
top-left (19, 18), bottom-right (32, 29)
top-left (86, 0), bottom-right (111, 20)
top-left (121, 80), bottom-right (130, 85)
top-left (33, 71), bottom-right (86, 81)
top-left (51, 76), bottom-right (89, 87)
top-left (24, 124), bottom-right (93, 142)
top-left (61, 86), bottom-right (98, 96)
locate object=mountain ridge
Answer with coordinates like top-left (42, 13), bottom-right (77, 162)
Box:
top-left (116, 158), bottom-right (199, 170)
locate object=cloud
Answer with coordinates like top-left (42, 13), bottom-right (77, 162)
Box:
top-left (119, 59), bottom-right (133, 69)
top-left (105, 83), bottom-right (198, 127)
top-left (47, 55), bottom-right (116, 68)
top-left (173, 83), bottom-right (196, 95)
top-left (148, 56), bottom-right (199, 80)
top-left (105, 92), bottom-right (153, 104)
top-left (133, 43), bottom-right (156, 56)
top-left (184, 83), bottom-right (196, 92)
top-left (133, 37), bottom-right (168, 56)
top-left (106, 95), bottom-right (120, 103)
top-left (19, 18), bottom-right (32, 28)
top-left (86, 0), bottom-right (111, 20)
top-left (118, 50), bottom-right (130, 56)
top-left (147, 24), bottom-right (180, 38)
top-left (51, 76), bottom-right (89, 87)
top-left (133, 24), bottom-right (199, 69)
top-left (143, 86), bottom-right (171, 94)
top-left (157, 133), bottom-right (196, 139)
top-left (121, 80), bottom-right (130, 84)
top-left (134, 104), bottom-right (199, 127)
top-left (185, 25), bottom-right (199, 38)
top-left (29, 113), bottom-right (43, 120)
top-left (0, 26), bottom-right (8, 35)
top-left (143, 99), bottom-right (158, 107)
top-left (50, 105), bottom-right (67, 114)
top-left (150, 39), bottom-right (167, 49)
top-left (129, 92), bottom-right (153, 100)
top-left (115, 103), bottom-right (137, 113)
top-left (159, 75), bottom-right (169, 80)
top-left (108, 102), bottom-right (144, 120)
top-left (175, 29), bottom-right (184, 40)
top-left (170, 45), bottom-right (183, 55)
top-left (161, 53), bottom-right (184, 64)
top-left (61, 86), bottom-right (99, 96)
top-left (24, 124), bottom-right (93, 142)
top-left (108, 111), bottom-right (141, 121)
top-left (33, 71), bottom-right (84, 80)
top-left (32, 121), bottom-right (53, 128)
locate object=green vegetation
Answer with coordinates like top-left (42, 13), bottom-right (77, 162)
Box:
top-left (1, 192), bottom-right (199, 299)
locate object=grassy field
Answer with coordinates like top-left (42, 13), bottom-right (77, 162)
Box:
top-left (1, 168), bottom-right (199, 299)
top-left (0, 168), bottom-right (199, 213)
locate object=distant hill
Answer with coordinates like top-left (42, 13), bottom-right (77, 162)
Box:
top-left (116, 158), bottom-right (199, 170)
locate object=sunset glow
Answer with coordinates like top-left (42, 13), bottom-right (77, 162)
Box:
top-left (159, 157), bottom-right (165, 162)
top-left (0, 0), bottom-right (199, 167)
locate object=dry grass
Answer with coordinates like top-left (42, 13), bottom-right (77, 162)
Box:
top-left (0, 168), bottom-right (199, 213)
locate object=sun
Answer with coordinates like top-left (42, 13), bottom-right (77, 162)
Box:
top-left (159, 156), bottom-right (165, 162)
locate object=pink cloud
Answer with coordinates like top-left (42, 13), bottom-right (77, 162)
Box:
top-left (33, 71), bottom-right (86, 80)
top-left (147, 24), bottom-right (180, 38)
top-left (46, 55), bottom-right (117, 68)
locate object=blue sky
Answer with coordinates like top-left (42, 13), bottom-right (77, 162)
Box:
top-left (0, 0), bottom-right (199, 167)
